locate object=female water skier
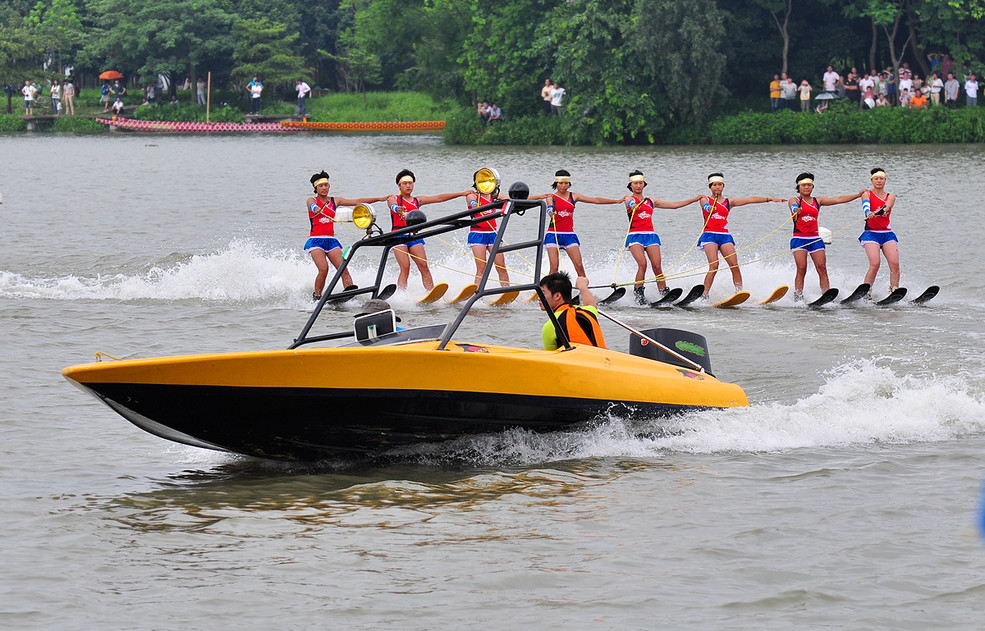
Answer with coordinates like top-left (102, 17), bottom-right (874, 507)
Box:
top-left (620, 170), bottom-right (702, 305)
top-left (386, 169), bottom-right (469, 291)
top-left (695, 173), bottom-right (786, 298)
top-left (465, 170), bottom-right (511, 286)
top-left (304, 171), bottom-right (385, 300)
top-left (859, 167), bottom-right (901, 293)
top-left (788, 172), bottom-right (863, 300)
top-left (529, 169), bottom-right (622, 277)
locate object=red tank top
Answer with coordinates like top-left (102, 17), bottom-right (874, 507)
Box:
top-left (865, 191), bottom-right (892, 231)
top-left (792, 196), bottom-right (821, 237)
top-left (627, 197), bottom-right (655, 233)
top-left (471, 193), bottom-right (498, 232)
top-left (702, 196), bottom-right (731, 233)
top-left (391, 196), bottom-right (419, 231)
top-left (549, 193), bottom-right (575, 232)
top-left (308, 196), bottom-right (336, 237)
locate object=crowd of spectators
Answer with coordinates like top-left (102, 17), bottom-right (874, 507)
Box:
top-left (770, 55), bottom-right (979, 113)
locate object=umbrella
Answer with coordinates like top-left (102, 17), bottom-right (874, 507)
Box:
top-left (815, 92), bottom-right (839, 100)
top-left (99, 70), bottom-right (123, 80)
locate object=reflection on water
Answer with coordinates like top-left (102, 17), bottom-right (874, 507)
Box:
top-left (80, 456), bottom-right (679, 535)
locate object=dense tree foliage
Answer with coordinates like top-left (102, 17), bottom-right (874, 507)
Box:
top-left (1, 0), bottom-right (981, 141)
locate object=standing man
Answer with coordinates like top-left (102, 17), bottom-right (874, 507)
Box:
top-left (845, 67), bottom-right (860, 106)
top-left (822, 65), bottom-right (839, 94)
top-left (196, 77), bottom-right (206, 105)
top-left (770, 74), bottom-right (781, 113)
top-left (944, 73), bottom-right (960, 109)
top-left (550, 81), bottom-right (565, 115)
top-left (296, 79), bottom-right (311, 116)
top-left (964, 73), bottom-right (978, 107)
top-left (22, 80), bottom-right (36, 116)
top-left (780, 73), bottom-right (797, 111)
top-left (247, 76), bottom-right (263, 114)
top-left (541, 78), bottom-right (553, 114)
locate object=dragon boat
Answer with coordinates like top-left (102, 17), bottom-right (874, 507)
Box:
top-left (63, 169), bottom-right (748, 461)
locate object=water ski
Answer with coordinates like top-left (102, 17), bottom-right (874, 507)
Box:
top-left (758, 285), bottom-right (789, 305)
top-left (714, 291), bottom-right (750, 308)
top-left (598, 287), bottom-right (627, 305)
top-left (417, 282), bottom-right (449, 305)
top-left (839, 283), bottom-right (870, 306)
top-left (649, 287), bottom-right (683, 308)
top-left (875, 287), bottom-right (907, 306)
top-left (377, 284), bottom-right (397, 300)
top-left (807, 287), bottom-right (839, 308)
top-left (910, 285), bottom-right (940, 304)
top-left (674, 285), bottom-right (706, 308)
top-left (447, 283), bottom-right (477, 304)
top-left (490, 290), bottom-right (520, 306)
top-left (326, 284), bottom-right (359, 305)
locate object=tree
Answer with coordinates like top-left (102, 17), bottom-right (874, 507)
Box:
top-left (633, 0), bottom-right (729, 126)
top-left (231, 17), bottom-right (310, 94)
top-left (80, 0), bottom-right (236, 93)
top-left (25, 0), bottom-right (85, 75)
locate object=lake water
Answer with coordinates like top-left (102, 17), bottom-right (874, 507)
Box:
top-left (2, 133), bottom-right (985, 629)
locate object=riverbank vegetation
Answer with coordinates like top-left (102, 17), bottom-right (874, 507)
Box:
top-left (2, 0), bottom-right (982, 144)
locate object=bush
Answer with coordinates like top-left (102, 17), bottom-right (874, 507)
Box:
top-left (0, 115), bottom-right (27, 132)
top-left (50, 117), bottom-right (104, 132)
top-left (131, 103), bottom-right (243, 122)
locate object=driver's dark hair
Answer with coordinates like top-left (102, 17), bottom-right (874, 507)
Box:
top-left (540, 271), bottom-right (573, 303)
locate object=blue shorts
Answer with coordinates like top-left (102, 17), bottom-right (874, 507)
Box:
top-left (625, 232), bottom-right (661, 249)
top-left (304, 237), bottom-right (343, 253)
top-left (545, 232), bottom-right (581, 249)
top-left (858, 231), bottom-right (898, 246)
top-left (468, 231), bottom-right (497, 247)
top-left (395, 237), bottom-right (425, 249)
top-left (790, 237), bottom-right (826, 252)
top-left (698, 232), bottom-right (735, 248)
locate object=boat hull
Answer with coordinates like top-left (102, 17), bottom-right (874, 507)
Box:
top-left (63, 340), bottom-right (748, 461)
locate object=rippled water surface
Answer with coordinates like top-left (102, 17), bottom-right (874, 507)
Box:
top-left (2, 134), bottom-right (984, 629)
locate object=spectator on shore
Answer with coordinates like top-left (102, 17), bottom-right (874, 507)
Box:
top-left (296, 79), bottom-right (311, 115)
top-left (909, 90), bottom-right (928, 109)
top-left (22, 80), bottom-right (36, 115)
top-left (930, 72), bottom-right (944, 105)
top-left (62, 79), bottom-right (75, 115)
top-left (899, 88), bottom-right (911, 108)
top-left (845, 67), bottom-right (860, 104)
top-left (145, 83), bottom-right (156, 105)
top-left (488, 103), bottom-right (503, 123)
top-left (822, 65), bottom-right (839, 93)
top-left (181, 77), bottom-right (191, 91)
top-left (50, 79), bottom-right (61, 115)
top-left (859, 71), bottom-right (876, 109)
top-left (964, 73), bottom-right (978, 107)
top-left (944, 73), bottom-right (960, 108)
top-left (541, 78), bottom-right (553, 114)
top-left (477, 101), bottom-right (490, 122)
top-left (196, 78), bottom-right (206, 105)
top-left (550, 81), bottom-right (565, 115)
top-left (798, 79), bottom-right (812, 112)
top-left (780, 73), bottom-right (797, 111)
top-left (875, 93), bottom-right (890, 108)
top-left (100, 81), bottom-right (111, 111)
top-left (912, 74), bottom-right (924, 96)
top-left (770, 74), bottom-right (781, 113)
top-left (247, 76), bottom-right (262, 113)
top-left (112, 96), bottom-right (125, 115)
top-left (863, 87), bottom-right (876, 109)
top-left (111, 79), bottom-right (126, 109)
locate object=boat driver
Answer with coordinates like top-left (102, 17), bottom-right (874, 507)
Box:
top-left (539, 271), bottom-right (606, 351)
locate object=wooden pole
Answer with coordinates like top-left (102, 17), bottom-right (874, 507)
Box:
top-left (206, 71), bottom-right (211, 123)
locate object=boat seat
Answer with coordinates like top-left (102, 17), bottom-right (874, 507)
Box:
top-left (353, 310), bottom-right (397, 341)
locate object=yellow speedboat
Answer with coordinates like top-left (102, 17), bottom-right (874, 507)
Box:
top-left (63, 174), bottom-right (747, 461)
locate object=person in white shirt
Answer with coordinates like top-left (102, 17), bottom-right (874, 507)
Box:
top-left (296, 79), bottom-right (311, 115)
top-left (550, 82), bottom-right (565, 115)
top-left (822, 65), bottom-right (839, 93)
top-left (964, 74), bottom-right (979, 106)
top-left (929, 73), bottom-right (944, 105)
